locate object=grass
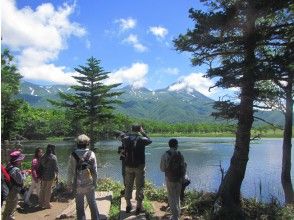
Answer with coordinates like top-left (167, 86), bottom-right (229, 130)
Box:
top-left (96, 178), bottom-right (123, 220)
top-left (149, 129), bottom-right (285, 138)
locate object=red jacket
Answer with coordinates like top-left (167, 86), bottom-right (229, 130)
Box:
top-left (1, 164), bottom-right (11, 182)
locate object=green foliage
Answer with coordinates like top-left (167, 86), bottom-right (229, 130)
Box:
top-left (144, 181), bottom-right (167, 202)
top-left (51, 57), bottom-right (122, 147)
top-left (14, 103), bottom-right (70, 139)
top-left (96, 178), bottom-right (123, 220)
top-left (1, 48), bottom-right (24, 140)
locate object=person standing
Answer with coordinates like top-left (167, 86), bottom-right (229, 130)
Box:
top-left (123, 125), bottom-right (152, 214)
top-left (2, 151), bottom-right (25, 220)
top-left (24, 147), bottom-right (43, 206)
top-left (116, 131), bottom-right (127, 194)
top-left (39, 144), bottom-right (58, 209)
top-left (160, 139), bottom-right (186, 220)
top-left (67, 134), bottom-right (100, 220)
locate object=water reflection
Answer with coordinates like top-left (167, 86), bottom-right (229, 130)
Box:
top-left (20, 137), bottom-right (293, 203)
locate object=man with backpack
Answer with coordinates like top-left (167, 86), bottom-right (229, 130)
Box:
top-left (160, 139), bottom-right (186, 220)
top-left (123, 125), bottom-right (152, 214)
top-left (67, 134), bottom-right (100, 220)
top-left (2, 150), bottom-right (25, 220)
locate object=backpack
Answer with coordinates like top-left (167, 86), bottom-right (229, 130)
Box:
top-left (165, 150), bottom-right (185, 182)
top-left (123, 135), bottom-right (140, 167)
top-left (1, 166), bottom-right (11, 203)
top-left (72, 150), bottom-right (93, 190)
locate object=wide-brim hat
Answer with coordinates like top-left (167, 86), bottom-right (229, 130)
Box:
top-left (10, 150), bottom-right (25, 162)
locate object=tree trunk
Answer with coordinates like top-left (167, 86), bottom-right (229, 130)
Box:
top-left (216, 2), bottom-right (256, 218)
top-left (281, 73), bottom-right (294, 204)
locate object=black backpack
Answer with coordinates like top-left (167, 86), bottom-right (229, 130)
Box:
top-left (165, 150), bottom-right (185, 182)
top-left (123, 135), bottom-right (140, 167)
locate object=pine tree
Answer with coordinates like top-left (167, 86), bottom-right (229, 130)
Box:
top-left (174, 0), bottom-right (292, 217)
top-left (51, 57), bottom-right (122, 149)
top-left (1, 48), bottom-right (23, 141)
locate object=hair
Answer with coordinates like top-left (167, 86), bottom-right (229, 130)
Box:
top-left (131, 124), bottom-right (141, 132)
top-left (46, 144), bottom-right (56, 155)
top-left (168, 138), bottom-right (178, 148)
top-left (77, 134), bottom-right (90, 149)
top-left (34, 147), bottom-right (43, 158)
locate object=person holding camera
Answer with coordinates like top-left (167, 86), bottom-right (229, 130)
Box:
top-left (122, 125), bottom-right (152, 214)
top-left (116, 131), bottom-right (127, 194)
top-left (160, 139), bottom-right (186, 220)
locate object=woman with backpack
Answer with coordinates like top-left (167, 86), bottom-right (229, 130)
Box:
top-left (67, 134), bottom-right (100, 220)
top-left (39, 144), bottom-right (58, 209)
top-left (24, 147), bottom-right (43, 206)
top-left (2, 150), bottom-right (25, 220)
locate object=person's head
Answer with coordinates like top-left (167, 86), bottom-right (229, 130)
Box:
top-left (131, 124), bottom-right (141, 132)
top-left (46, 144), bottom-right (56, 155)
top-left (9, 150), bottom-right (25, 166)
top-left (34, 147), bottom-right (43, 158)
top-left (168, 138), bottom-right (178, 149)
top-left (77, 134), bottom-right (90, 149)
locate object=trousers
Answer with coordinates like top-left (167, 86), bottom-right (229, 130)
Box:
top-left (166, 179), bottom-right (182, 220)
top-left (124, 164), bottom-right (145, 207)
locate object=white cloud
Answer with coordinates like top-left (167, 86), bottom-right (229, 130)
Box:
top-left (105, 63), bottom-right (149, 88)
top-left (1, 0), bottom-right (86, 84)
top-left (162, 67), bottom-right (179, 75)
top-left (168, 73), bottom-right (217, 96)
top-left (115, 17), bottom-right (136, 31)
top-left (168, 73), bottom-right (239, 99)
top-left (123, 34), bottom-right (147, 52)
top-left (149, 26), bottom-right (168, 39)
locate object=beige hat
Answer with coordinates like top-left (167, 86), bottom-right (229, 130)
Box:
top-left (77, 134), bottom-right (90, 145)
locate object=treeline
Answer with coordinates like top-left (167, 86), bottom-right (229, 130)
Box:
top-left (10, 103), bottom-right (235, 139)
top-left (9, 102), bottom-right (283, 140)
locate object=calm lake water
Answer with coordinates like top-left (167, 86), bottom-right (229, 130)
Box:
top-left (21, 137), bottom-right (293, 203)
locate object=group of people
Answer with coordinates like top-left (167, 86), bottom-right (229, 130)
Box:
top-left (117, 125), bottom-right (188, 220)
top-left (1, 124), bottom-right (188, 220)
top-left (1, 144), bottom-right (58, 220)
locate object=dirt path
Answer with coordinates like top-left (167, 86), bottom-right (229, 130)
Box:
top-left (152, 201), bottom-right (192, 220)
top-left (14, 201), bottom-right (73, 220)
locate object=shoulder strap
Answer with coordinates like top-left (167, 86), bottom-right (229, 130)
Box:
top-left (71, 151), bottom-right (80, 162)
top-left (85, 150), bottom-right (92, 161)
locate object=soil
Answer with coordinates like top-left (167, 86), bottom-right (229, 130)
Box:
top-left (151, 201), bottom-right (193, 220)
top-left (14, 201), bottom-right (73, 220)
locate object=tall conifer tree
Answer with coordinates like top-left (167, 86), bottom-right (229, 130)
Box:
top-left (52, 57), bottom-right (122, 149)
top-left (174, 0), bottom-right (292, 217)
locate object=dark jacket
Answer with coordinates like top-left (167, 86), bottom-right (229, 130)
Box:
top-left (40, 153), bottom-right (58, 181)
top-left (123, 132), bottom-right (152, 167)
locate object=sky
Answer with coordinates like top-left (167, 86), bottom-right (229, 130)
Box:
top-left (1, 0), bottom-right (235, 100)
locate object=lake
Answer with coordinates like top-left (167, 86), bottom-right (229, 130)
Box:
top-left (20, 137), bottom-right (293, 203)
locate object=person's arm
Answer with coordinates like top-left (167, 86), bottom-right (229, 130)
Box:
top-left (51, 155), bottom-right (59, 182)
top-left (180, 153), bottom-right (186, 179)
top-left (160, 153), bottom-right (167, 172)
top-left (67, 155), bottom-right (75, 188)
top-left (31, 159), bottom-right (38, 182)
top-left (91, 152), bottom-right (98, 188)
top-left (10, 167), bottom-right (24, 186)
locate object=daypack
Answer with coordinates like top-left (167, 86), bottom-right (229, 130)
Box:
top-left (123, 135), bottom-right (140, 167)
top-left (1, 165), bottom-right (11, 203)
top-left (72, 150), bottom-right (93, 190)
top-left (165, 150), bottom-right (185, 182)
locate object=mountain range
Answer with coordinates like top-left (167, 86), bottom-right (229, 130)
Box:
top-left (19, 81), bottom-right (284, 125)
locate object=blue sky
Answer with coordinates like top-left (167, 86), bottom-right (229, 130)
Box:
top-left (2, 0), bottom-right (234, 99)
